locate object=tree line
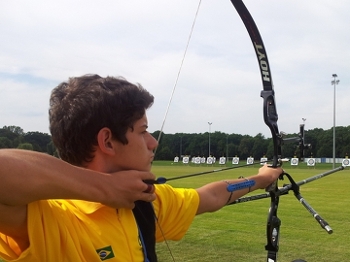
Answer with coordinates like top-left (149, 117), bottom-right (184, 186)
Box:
top-left (0, 126), bottom-right (57, 156)
top-left (153, 126), bottom-right (350, 160)
top-left (0, 125), bottom-right (349, 160)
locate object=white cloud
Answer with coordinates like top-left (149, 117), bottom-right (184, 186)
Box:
top-left (0, 0), bottom-right (349, 137)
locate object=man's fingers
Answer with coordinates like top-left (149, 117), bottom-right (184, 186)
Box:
top-left (140, 171), bottom-right (156, 181)
top-left (139, 191), bottom-right (156, 202)
top-left (143, 184), bottom-right (155, 194)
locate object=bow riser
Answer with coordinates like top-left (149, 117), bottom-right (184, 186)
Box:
top-left (261, 90), bottom-right (282, 167)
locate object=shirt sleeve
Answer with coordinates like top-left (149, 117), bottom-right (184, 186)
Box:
top-left (153, 184), bottom-right (199, 242)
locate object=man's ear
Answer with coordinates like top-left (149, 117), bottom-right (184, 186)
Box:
top-left (96, 128), bottom-right (116, 155)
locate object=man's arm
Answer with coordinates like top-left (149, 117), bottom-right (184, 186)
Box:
top-left (0, 149), bottom-right (156, 207)
top-left (195, 165), bottom-right (282, 215)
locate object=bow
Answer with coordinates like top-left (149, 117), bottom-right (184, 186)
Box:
top-left (229, 1), bottom-right (346, 261)
top-left (229, 0), bottom-right (283, 260)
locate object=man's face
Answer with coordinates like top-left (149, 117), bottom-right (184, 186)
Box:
top-left (113, 113), bottom-right (158, 171)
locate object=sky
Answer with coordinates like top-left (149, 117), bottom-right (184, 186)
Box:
top-left (1, 0), bottom-right (349, 138)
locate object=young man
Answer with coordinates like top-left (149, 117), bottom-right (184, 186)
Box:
top-left (0, 74), bottom-right (282, 261)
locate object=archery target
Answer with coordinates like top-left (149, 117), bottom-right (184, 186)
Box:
top-left (247, 157), bottom-right (254, 165)
top-left (182, 156), bottom-right (189, 164)
top-left (174, 156), bottom-right (179, 163)
top-left (219, 157), bottom-right (226, 165)
top-left (206, 157), bottom-right (213, 164)
top-left (232, 157), bottom-right (239, 165)
top-left (307, 158), bottom-right (316, 166)
top-left (201, 157), bottom-right (206, 164)
top-left (195, 157), bottom-right (201, 164)
top-left (291, 158), bottom-right (299, 166)
top-left (342, 158), bottom-right (350, 167)
top-left (260, 157), bottom-right (268, 165)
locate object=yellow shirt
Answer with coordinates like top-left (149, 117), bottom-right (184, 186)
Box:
top-left (0, 184), bottom-right (199, 262)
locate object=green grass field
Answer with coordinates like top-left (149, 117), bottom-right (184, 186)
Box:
top-left (152, 162), bottom-right (350, 262)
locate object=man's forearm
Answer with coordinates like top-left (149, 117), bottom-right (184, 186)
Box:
top-left (0, 149), bottom-right (107, 206)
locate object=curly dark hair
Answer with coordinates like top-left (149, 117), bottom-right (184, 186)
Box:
top-left (49, 74), bottom-right (154, 166)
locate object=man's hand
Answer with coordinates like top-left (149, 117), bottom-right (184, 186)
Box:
top-left (256, 164), bottom-right (283, 189)
top-left (100, 170), bottom-right (157, 209)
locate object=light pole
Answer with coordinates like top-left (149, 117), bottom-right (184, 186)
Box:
top-left (226, 135), bottom-right (229, 159)
top-left (331, 74), bottom-right (340, 168)
top-left (180, 136), bottom-right (182, 157)
top-left (208, 122), bottom-right (212, 157)
top-left (302, 118), bottom-right (306, 143)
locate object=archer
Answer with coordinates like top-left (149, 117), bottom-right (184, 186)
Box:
top-left (0, 74), bottom-right (282, 262)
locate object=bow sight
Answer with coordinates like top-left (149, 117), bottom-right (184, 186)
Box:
top-left (282, 124), bottom-right (312, 162)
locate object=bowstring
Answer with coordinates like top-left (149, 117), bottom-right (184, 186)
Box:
top-left (153, 1), bottom-right (203, 261)
top-left (154, 0), bottom-right (203, 157)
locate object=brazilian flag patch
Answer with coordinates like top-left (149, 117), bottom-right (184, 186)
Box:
top-left (96, 246), bottom-right (115, 260)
